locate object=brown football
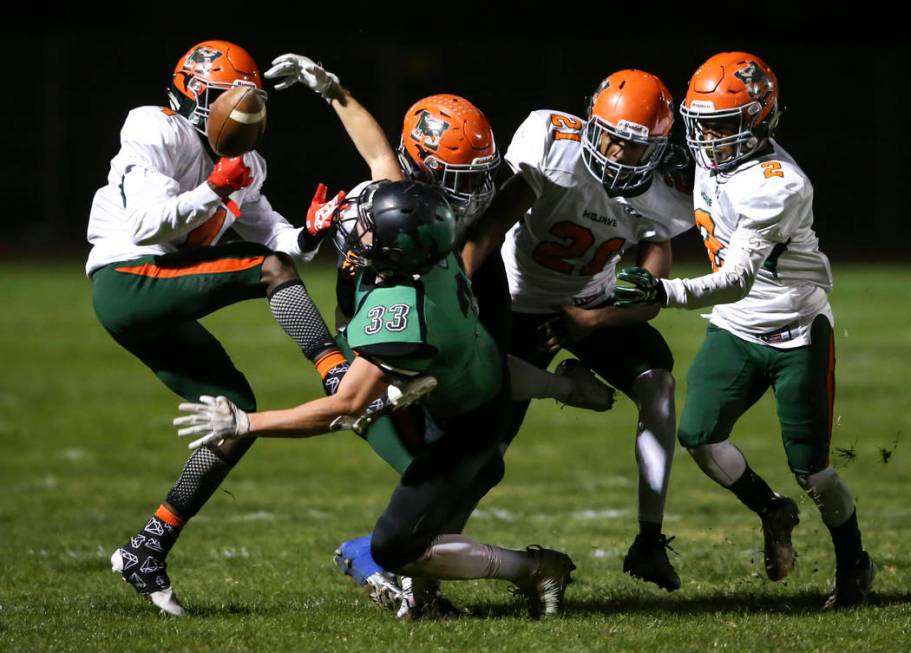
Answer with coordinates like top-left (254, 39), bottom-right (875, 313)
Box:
top-left (206, 85), bottom-right (267, 157)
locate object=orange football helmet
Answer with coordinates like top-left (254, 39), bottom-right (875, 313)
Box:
top-left (399, 94), bottom-right (500, 219)
top-left (167, 40), bottom-right (267, 135)
top-left (680, 52), bottom-right (780, 171)
top-left (581, 70), bottom-right (674, 194)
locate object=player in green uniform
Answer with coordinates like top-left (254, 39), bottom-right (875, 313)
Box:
top-left (175, 180), bottom-right (576, 618)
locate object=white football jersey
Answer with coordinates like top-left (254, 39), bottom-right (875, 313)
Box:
top-left (501, 110), bottom-right (692, 314)
top-left (86, 107), bottom-right (309, 275)
top-left (662, 139), bottom-right (832, 347)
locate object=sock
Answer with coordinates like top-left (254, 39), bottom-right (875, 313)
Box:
top-left (639, 521), bottom-right (662, 539)
top-left (827, 509), bottom-right (865, 568)
top-left (507, 355), bottom-right (572, 402)
top-left (727, 466), bottom-right (780, 516)
top-left (398, 534), bottom-right (538, 582)
top-left (268, 280), bottom-right (336, 361)
top-left (315, 350), bottom-right (350, 396)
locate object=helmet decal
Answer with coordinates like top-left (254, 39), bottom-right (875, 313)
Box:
top-left (184, 46), bottom-right (223, 73)
top-left (410, 110), bottom-right (451, 152)
top-left (733, 61), bottom-right (773, 101)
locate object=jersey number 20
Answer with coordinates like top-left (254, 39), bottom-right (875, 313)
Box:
top-left (532, 221), bottom-right (625, 276)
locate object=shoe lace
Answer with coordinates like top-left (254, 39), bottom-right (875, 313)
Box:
top-left (656, 534), bottom-right (678, 556)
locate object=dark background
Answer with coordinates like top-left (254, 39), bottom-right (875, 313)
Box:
top-left (6, 29), bottom-right (906, 261)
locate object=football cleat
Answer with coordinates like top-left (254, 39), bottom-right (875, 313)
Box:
top-left (512, 546), bottom-right (576, 618)
top-left (760, 496), bottom-right (800, 581)
top-left (623, 533), bottom-right (681, 591)
top-left (823, 551), bottom-right (876, 609)
top-left (396, 577), bottom-right (464, 620)
top-left (110, 547), bottom-right (186, 616)
top-left (334, 535), bottom-right (405, 611)
top-left (554, 359), bottom-right (616, 412)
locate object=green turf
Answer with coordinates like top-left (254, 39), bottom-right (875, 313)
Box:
top-left (1, 261), bottom-right (909, 652)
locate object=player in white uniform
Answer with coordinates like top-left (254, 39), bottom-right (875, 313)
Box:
top-left (462, 70), bottom-right (693, 591)
top-left (95, 41), bottom-right (382, 616)
top-left (613, 52), bottom-right (873, 608)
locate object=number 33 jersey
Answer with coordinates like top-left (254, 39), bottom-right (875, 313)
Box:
top-left (346, 253), bottom-right (502, 418)
top-left (501, 109), bottom-right (693, 314)
top-left (663, 139), bottom-right (833, 348)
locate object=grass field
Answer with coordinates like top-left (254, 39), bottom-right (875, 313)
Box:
top-left (1, 261), bottom-right (909, 652)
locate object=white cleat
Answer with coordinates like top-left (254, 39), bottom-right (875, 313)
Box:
top-left (555, 359), bottom-right (616, 412)
top-left (111, 548), bottom-right (187, 617)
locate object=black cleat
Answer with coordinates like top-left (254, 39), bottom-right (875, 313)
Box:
top-left (824, 551), bottom-right (875, 609)
top-left (623, 533), bottom-right (681, 591)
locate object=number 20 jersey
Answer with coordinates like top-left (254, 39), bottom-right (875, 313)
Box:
top-left (501, 110), bottom-right (693, 314)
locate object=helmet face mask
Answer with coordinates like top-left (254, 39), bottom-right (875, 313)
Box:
top-left (415, 150), bottom-right (499, 219)
top-left (581, 116), bottom-right (667, 193)
top-left (680, 52), bottom-right (780, 172)
top-left (167, 41), bottom-right (267, 136)
top-left (334, 181), bottom-right (456, 278)
top-left (399, 95), bottom-right (500, 221)
top-left (581, 70), bottom-right (674, 195)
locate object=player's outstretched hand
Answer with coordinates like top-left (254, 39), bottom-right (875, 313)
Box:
top-left (612, 267), bottom-right (667, 307)
top-left (265, 54), bottom-right (340, 100)
top-left (306, 183), bottom-right (346, 237)
top-left (175, 395), bottom-right (251, 450)
top-left (207, 156), bottom-right (253, 197)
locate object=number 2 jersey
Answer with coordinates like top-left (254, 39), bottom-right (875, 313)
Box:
top-left (501, 110), bottom-right (693, 314)
top-left (345, 253), bottom-right (502, 419)
top-left (86, 106), bottom-right (310, 276)
top-left (661, 139), bottom-right (833, 348)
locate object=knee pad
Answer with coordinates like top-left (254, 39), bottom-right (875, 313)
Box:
top-left (687, 441), bottom-right (747, 487)
top-left (795, 467), bottom-right (854, 527)
top-left (632, 369), bottom-right (676, 444)
top-left (632, 369), bottom-right (675, 402)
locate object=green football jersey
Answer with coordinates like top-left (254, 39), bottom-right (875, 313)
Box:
top-left (346, 253), bottom-right (502, 418)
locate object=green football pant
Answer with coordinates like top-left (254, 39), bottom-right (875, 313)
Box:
top-left (91, 243), bottom-right (273, 412)
top-left (678, 315), bottom-right (835, 475)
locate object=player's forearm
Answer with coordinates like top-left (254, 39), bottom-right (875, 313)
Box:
top-left (247, 394), bottom-right (362, 438)
top-left (462, 174), bottom-right (535, 277)
top-left (329, 88), bottom-right (404, 182)
top-left (661, 229), bottom-right (772, 309)
top-left (128, 182), bottom-right (223, 246)
top-left (588, 303), bottom-right (659, 327)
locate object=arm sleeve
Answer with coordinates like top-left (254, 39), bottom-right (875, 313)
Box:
top-left (661, 174), bottom-right (804, 310)
top-left (117, 112), bottom-right (223, 246)
top-left (661, 226), bottom-right (777, 309)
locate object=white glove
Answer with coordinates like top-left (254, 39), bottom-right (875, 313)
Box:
top-left (264, 54), bottom-right (340, 100)
top-left (174, 395), bottom-right (251, 450)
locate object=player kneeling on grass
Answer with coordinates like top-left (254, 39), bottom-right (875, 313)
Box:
top-left (612, 52), bottom-right (873, 608)
top-left (175, 181), bottom-right (576, 618)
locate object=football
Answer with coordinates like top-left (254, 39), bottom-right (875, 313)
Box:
top-left (206, 85), bottom-right (267, 157)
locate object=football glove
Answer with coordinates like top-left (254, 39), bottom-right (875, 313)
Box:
top-left (207, 156), bottom-right (253, 197)
top-left (265, 54), bottom-right (341, 101)
top-left (611, 267), bottom-right (667, 307)
top-left (306, 183), bottom-right (346, 237)
top-left (174, 395), bottom-right (251, 450)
